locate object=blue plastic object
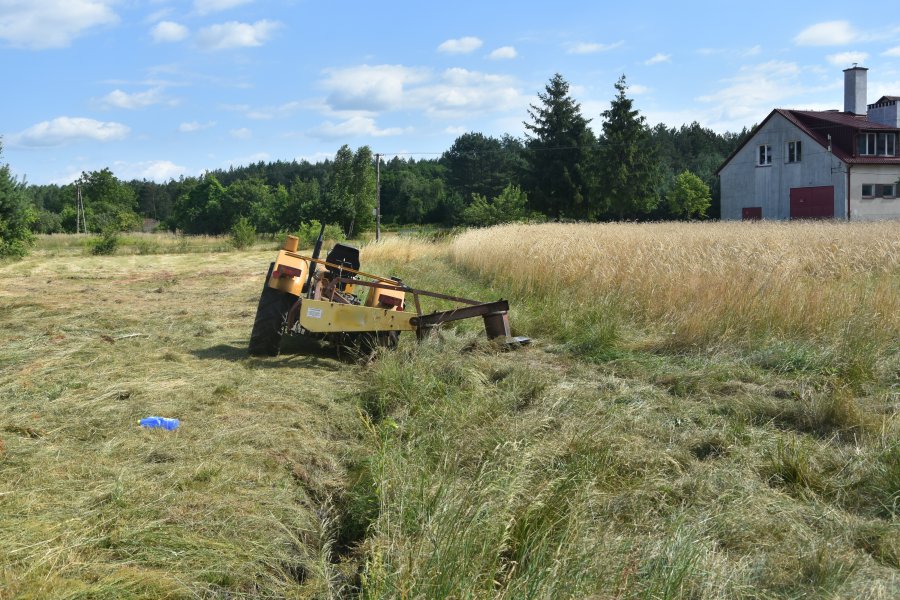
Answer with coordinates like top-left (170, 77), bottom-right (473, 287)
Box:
top-left (139, 416), bottom-right (180, 430)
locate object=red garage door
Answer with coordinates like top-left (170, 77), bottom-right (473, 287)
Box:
top-left (790, 186), bottom-right (834, 219)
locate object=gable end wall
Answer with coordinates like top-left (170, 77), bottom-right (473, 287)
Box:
top-left (719, 113), bottom-right (848, 220)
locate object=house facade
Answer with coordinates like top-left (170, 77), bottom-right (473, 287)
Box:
top-left (718, 67), bottom-right (900, 221)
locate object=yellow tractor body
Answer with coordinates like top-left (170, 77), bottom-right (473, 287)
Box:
top-left (248, 231), bottom-right (528, 357)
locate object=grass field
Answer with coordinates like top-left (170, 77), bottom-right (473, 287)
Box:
top-left (1, 223), bottom-right (898, 599)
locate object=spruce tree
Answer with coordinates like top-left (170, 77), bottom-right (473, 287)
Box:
top-left (0, 141), bottom-right (35, 257)
top-left (598, 75), bottom-right (660, 220)
top-left (523, 73), bottom-right (597, 219)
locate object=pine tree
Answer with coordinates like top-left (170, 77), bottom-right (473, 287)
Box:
top-left (598, 75), bottom-right (660, 220)
top-left (523, 73), bottom-right (597, 219)
top-left (0, 140), bottom-right (35, 257)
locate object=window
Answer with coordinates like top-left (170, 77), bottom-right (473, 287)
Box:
top-left (858, 132), bottom-right (897, 156)
top-left (758, 144), bottom-right (772, 166)
top-left (861, 183), bottom-right (897, 198)
top-left (787, 141), bottom-right (802, 163)
top-left (859, 133), bottom-right (875, 155)
top-left (881, 133), bottom-right (897, 156)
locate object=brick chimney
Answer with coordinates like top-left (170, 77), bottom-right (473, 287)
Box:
top-left (844, 65), bottom-right (867, 114)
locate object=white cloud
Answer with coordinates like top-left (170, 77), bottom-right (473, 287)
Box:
top-left (114, 160), bottom-right (188, 182)
top-left (0, 0), bottom-right (118, 49)
top-left (151, 21), bottom-right (189, 43)
top-left (310, 116), bottom-right (406, 139)
top-left (194, 0), bottom-right (253, 15)
top-left (444, 125), bottom-right (468, 135)
top-left (100, 87), bottom-right (176, 109)
top-left (246, 101), bottom-right (304, 120)
top-left (794, 21), bottom-right (858, 46)
top-left (322, 64), bottom-right (431, 112)
top-left (488, 46), bottom-right (517, 60)
top-left (179, 120), bottom-right (216, 132)
top-left (566, 41), bottom-right (623, 54)
top-left (694, 60), bottom-right (841, 131)
top-left (826, 51), bottom-right (869, 67)
top-left (415, 68), bottom-right (524, 117)
top-left (743, 45), bottom-right (762, 57)
top-left (645, 53), bottom-right (670, 65)
top-left (196, 20), bottom-right (280, 50)
top-left (628, 84), bottom-right (651, 95)
top-left (320, 64), bottom-right (524, 118)
top-left (11, 117), bottom-right (129, 147)
top-left (437, 36), bottom-right (482, 54)
top-left (230, 127), bottom-right (252, 139)
top-left (883, 46), bottom-right (900, 57)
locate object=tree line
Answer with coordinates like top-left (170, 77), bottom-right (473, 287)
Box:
top-left (3, 73), bottom-right (751, 255)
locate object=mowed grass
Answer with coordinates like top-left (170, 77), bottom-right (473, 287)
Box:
top-left (2, 223), bottom-right (898, 599)
top-left (0, 249), bottom-right (366, 598)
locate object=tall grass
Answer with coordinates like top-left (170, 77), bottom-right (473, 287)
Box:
top-left (451, 221), bottom-right (900, 381)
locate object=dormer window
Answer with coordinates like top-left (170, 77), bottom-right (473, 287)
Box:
top-left (858, 132), bottom-right (897, 156)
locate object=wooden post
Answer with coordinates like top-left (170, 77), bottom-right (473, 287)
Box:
top-left (375, 153), bottom-right (382, 241)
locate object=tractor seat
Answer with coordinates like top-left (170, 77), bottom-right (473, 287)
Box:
top-left (325, 243), bottom-right (360, 274)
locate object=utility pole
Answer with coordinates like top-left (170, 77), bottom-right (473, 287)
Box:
top-left (76, 183), bottom-right (88, 234)
top-left (375, 153), bottom-right (382, 241)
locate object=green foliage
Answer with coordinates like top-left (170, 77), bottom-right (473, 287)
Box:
top-left (230, 216), bottom-right (256, 249)
top-left (227, 178), bottom-right (275, 233)
top-left (461, 184), bottom-right (538, 227)
top-left (442, 132), bottom-right (523, 202)
top-left (78, 168), bottom-right (141, 232)
top-left (324, 145), bottom-right (376, 237)
top-left (524, 73), bottom-right (599, 219)
top-left (31, 209), bottom-right (64, 234)
top-left (171, 173), bottom-right (228, 234)
top-left (598, 75), bottom-right (660, 219)
top-left (293, 220), bottom-right (346, 248)
top-left (0, 142), bottom-right (35, 258)
top-left (666, 170), bottom-right (712, 219)
top-left (89, 227), bottom-right (120, 255)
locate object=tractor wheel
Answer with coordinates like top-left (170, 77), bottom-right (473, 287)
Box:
top-left (248, 263), bottom-right (296, 356)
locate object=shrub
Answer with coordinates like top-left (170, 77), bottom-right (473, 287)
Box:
top-left (230, 217), bottom-right (257, 249)
top-left (462, 184), bottom-right (541, 227)
top-left (89, 228), bottom-right (120, 255)
top-left (293, 220), bottom-right (345, 248)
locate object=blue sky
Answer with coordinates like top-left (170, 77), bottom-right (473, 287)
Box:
top-left (2, 0), bottom-right (900, 184)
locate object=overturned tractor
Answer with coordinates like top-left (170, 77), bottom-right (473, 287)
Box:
top-left (248, 226), bottom-right (528, 356)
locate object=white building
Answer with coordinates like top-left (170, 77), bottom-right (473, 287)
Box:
top-left (718, 67), bottom-right (900, 221)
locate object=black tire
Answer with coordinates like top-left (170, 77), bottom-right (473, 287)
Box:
top-left (248, 263), bottom-right (296, 356)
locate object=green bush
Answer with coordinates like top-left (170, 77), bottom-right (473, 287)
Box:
top-left (89, 228), bottom-right (120, 255)
top-left (462, 184), bottom-right (542, 227)
top-left (293, 220), bottom-right (345, 249)
top-left (230, 217), bottom-right (257, 250)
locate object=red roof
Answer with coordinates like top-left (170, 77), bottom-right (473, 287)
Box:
top-left (717, 108), bottom-right (900, 173)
